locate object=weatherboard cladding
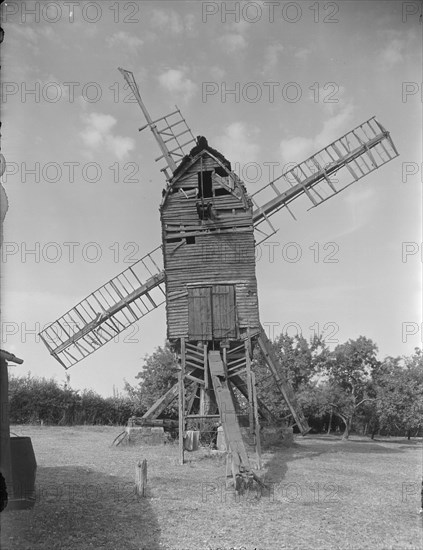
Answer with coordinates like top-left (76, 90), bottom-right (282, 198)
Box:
top-left (160, 147), bottom-right (259, 340)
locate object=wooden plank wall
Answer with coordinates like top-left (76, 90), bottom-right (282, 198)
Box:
top-left (161, 153), bottom-right (260, 341)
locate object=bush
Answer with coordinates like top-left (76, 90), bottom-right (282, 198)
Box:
top-left (8, 373), bottom-right (144, 426)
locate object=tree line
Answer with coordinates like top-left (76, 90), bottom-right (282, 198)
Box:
top-left (253, 334), bottom-right (423, 439)
top-left (8, 373), bottom-right (145, 426)
top-left (8, 336), bottom-right (423, 438)
top-left (125, 336), bottom-right (423, 440)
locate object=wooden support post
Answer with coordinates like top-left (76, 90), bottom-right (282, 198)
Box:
top-left (186, 382), bottom-right (199, 415)
top-left (178, 338), bottom-right (186, 465)
top-left (245, 338), bottom-right (254, 435)
top-left (200, 342), bottom-right (210, 416)
top-left (225, 451), bottom-right (232, 483)
top-left (222, 344), bottom-right (227, 372)
top-left (199, 387), bottom-right (205, 416)
top-left (251, 371), bottom-right (262, 470)
top-left (203, 343), bottom-right (208, 390)
top-left (135, 459), bottom-right (147, 497)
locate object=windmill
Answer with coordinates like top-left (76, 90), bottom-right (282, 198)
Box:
top-left (39, 68), bottom-right (399, 490)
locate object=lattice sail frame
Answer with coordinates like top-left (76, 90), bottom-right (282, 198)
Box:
top-left (118, 67), bottom-right (196, 180)
top-left (252, 117), bottom-right (399, 244)
top-left (39, 247), bottom-right (165, 369)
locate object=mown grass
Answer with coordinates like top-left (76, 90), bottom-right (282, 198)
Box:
top-left (1, 425), bottom-right (422, 550)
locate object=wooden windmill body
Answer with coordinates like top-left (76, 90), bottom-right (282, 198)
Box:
top-left (39, 69), bottom-right (399, 489)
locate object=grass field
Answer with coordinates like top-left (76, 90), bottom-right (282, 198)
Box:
top-left (1, 425), bottom-right (422, 550)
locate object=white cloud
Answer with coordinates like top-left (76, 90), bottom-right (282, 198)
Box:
top-left (219, 33), bottom-right (247, 52)
top-left (379, 38), bottom-right (404, 69)
top-left (314, 102), bottom-right (354, 149)
top-left (215, 122), bottom-right (260, 166)
top-left (226, 20), bottom-right (250, 35)
top-left (218, 19), bottom-right (251, 53)
top-left (280, 103), bottom-right (354, 165)
top-left (376, 28), bottom-right (418, 71)
top-left (184, 13), bottom-right (196, 33)
top-left (333, 186), bottom-right (378, 237)
top-left (9, 21), bottom-right (61, 46)
top-left (308, 84), bottom-right (346, 116)
top-left (106, 31), bottom-right (143, 53)
top-left (80, 113), bottom-right (135, 160)
top-left (263, 43), bottom-right (284, 73)
top-left (107, 135), bottom-right (136, 160)
top-left (38, 26), bottom-right (59, 41)
top-left (158, 68), bottom-right (197, 101)
top-left (279, 136), bottom-right (314, 166)
top-left (210, 66), bottom-right (226, 80)
top-left (10, 24), bottom-right (39, 43)
top-left (294, 47), bottom-right (312, 61)
top-left (150, 10), bottom-right (185, 34)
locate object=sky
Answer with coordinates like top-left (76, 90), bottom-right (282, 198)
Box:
top-left (0, 0), bottom-right (422, 396)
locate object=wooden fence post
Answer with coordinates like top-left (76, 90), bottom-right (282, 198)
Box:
top-left (135, 459), bottom-right (147, 497)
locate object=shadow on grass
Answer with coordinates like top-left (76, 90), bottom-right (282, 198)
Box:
top-left (261, 441), bottom-right (330, 487)
top-left (1, 466), bottom-right (161, 550)
top-left (261, 433), bottom-right (417, 487)
top-left (306, 435), bottom-right (422, 446)
top-left (300, 435), bottom-right (417, 453)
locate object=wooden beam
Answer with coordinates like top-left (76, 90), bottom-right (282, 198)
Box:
top-left (142, 382), bottom-right (179, 421)
top-left (186, 414), bottom-right (220, 419)
top-left (132, 418), bottom-right (179, 428)
top-left (230, 373), bottom-right (276, 424)
top-left (178, 338), bottom-right (186, 465)
top-left (245, 340), bottom-right (254, 435)
top-left (257, 325), bottom-right (310, 434)
top-left (186, 382), bottom-right (199, 415)
top-left (251, 371), bottom-right (262, 470)
top-left (185, 373), bottom-right (205, 385)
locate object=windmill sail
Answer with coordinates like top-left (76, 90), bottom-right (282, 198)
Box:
top-left (118, 68), bottom-right (196, 180)
top-left (252, 117), bottom-right (398, 244)
top-left (39, 247), bottom-right (165, 369)
top-left (39, 116), bottom-right (398, 367)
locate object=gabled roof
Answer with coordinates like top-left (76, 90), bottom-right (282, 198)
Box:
top-left (172, 136), bottom-right (231, 178)
top-left (160, 136), bottom-right (251, 210)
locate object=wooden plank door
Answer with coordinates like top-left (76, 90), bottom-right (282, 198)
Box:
top-left (212, 285), bottom-right (236, 339)
top-left (188, 287), bottom-right (213, 340)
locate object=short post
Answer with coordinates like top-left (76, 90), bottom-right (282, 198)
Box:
top-left (135, 459), bottom-right (147, 497)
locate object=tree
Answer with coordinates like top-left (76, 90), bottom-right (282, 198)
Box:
top-left (376, 348), bottom-right (423, 438)
top-left (322, 336), bottom-right (380, 439)
top-left (254, 332), bottom-right (329, 422)
top-left (132, 341), bottom-right (179, 416)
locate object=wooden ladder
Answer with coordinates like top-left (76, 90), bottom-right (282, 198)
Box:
top-left (208, 350), bottom-right (255, 491)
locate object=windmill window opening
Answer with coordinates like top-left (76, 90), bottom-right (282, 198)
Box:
top-left (198, 171), bottom-right (213, 198)
top-left (214, 187), bottom-right (231, 196)
top-left (186, 236), bottom-right (196, 245)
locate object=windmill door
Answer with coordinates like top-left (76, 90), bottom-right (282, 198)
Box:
top-left (188, 285), bottom-right (236, 340)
